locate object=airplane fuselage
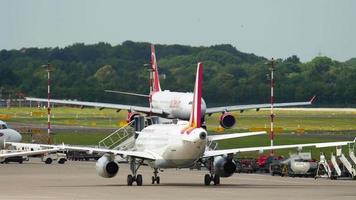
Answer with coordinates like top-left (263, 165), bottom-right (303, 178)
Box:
top-left (151, 91), bottom-right (207, 119)
top-left (135, 122), bottom-right (207, 168)
top-left (0, 121), bottom-right (22, 149)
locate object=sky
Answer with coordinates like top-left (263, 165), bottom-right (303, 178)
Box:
top-left (0, 0), bottom-right (355, 62)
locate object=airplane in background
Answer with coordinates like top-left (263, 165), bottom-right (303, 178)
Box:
top-left (13, 63), bottom-right (354, 186)
top-left (0, 120), bottom-right (22, 149)
top-left (26, 44), bottom-right (316, 129)
top-left (0, 120), bottom-right (59, 162)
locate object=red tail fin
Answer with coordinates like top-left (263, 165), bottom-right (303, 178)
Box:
top-left (188, 62), bottom-right (203, 128)
top-left (151, 44), bottom-right (162, 92)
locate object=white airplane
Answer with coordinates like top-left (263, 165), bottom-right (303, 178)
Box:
top-left (13, 63), bottom-right (354, 186)
top-left (26, 44), bottom-right (315, 129)
top-left (0, 120), bottom-right (22, 149)
top-left (0, 120), bottom-right (60, 162)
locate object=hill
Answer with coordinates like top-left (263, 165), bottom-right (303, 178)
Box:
top-left (0, 41), bottom-right (355, 106)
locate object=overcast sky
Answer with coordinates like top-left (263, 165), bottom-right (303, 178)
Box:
top-left (0, 0), bottom-right (355, 61)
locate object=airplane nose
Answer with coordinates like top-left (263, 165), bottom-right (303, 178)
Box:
top-left (8, 129), bottom-right (22, 142)
top-left (15, 130), bottom-right (22, 142)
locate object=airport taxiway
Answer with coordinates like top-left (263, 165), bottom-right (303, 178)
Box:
top-left (1, 159), bottom-right (356, 200)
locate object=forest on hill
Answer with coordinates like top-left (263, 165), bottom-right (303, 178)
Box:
top-left (0, 41), bottom-right (355, 107)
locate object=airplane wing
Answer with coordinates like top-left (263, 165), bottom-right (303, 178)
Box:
top-left (207, 131), bottom-right (266, 141)
top-left (205, 96), bottom-right (316, 114)
top-left (25, 97), bottom-right (165, 115)
top-left (8, 142), bottom-right (160, 161)
top-left (0, 148), bottom-right (60, 159)
top-left (57, 145), bottom-right (159, 160)
top-left (104, 90), bottom-right (150, 98)
top-left (203, 139), bottom-right (355, 158)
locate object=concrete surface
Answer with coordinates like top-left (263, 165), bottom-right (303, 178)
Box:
top-left (1, 158), bottom-right (356, 200)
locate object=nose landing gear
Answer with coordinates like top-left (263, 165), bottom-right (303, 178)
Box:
top-left (151, 168), bottom-right (160, 184)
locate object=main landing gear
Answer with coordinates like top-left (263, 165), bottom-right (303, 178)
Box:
top-left (151, 168), bottom-right (160, 184)
top-left (127, 157), bottom-right (144, 186)
top-left (204, 158), bottom-right (220, 186)
top-left (204, 174), bottom-right (220, 185)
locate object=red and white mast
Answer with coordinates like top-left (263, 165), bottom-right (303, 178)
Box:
top-left (43, 63), bottom-right (52, 144)
top-left (269, 58), bottom-right (276, 156)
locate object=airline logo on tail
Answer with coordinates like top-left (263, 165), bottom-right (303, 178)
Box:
top-left (181, 62), bottom-right (203, 134)
top-left (151, 44), bottom-right (162, 92)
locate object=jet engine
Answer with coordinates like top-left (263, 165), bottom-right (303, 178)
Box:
top-left (219, 112), bottom-right (236, 129)
top-left (213, 155), bottom-right (237, 177)
top-left (96, 155), bottom-right (119, 178)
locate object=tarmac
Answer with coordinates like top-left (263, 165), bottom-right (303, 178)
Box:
top-left (1, 158), bottom-right (356, 200)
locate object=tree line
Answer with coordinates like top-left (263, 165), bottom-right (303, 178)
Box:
top-left (0, 41), bottom-right (355, 107)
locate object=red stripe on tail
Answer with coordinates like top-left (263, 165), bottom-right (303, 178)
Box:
top-left (151, 44), bottom-right (162, 92)
top-left (188, 62), bottom-right (203, 129)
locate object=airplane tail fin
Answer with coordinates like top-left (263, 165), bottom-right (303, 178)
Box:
top-left (188, 62), bottom-right (203, 128)
top-left (150, 44), bottom-right (162, 92)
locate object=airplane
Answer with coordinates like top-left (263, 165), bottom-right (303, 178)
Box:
top-left (0, 120), bottom-right (22, 149)
top-left (26, 44), bottom-right (316, 129)
top-left (0, 120), bottom-right (60, 162)
top-left (13, 63), bottom-right (354, 186)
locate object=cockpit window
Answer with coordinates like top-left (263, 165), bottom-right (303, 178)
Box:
top-left (0, 124), bottom-right (7, 129)
top-left (188, 101), bottom-right (192, 105)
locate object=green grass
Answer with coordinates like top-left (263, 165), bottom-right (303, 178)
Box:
top-left (2, 106), bottom-right (356, 159)
top-left (21, 132), bottom-right (106, 146)
top-left (2, 107), bottom-right (356, 131)
top-left (0, 107), bottom-right (126, 128)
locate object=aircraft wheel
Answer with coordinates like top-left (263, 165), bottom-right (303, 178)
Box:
top-left (156, 176), bottom-right (160, 184)
top-left (127, 175), bottom-right (134, 186)
top-left (136, 174), bottom-right (143, 186)
top-left (45, 158), bottom-right (53, 164)
top-left (58, 158), bottom-right (66, 164)
top-left (151, 176), bottom-right (155, 184)
top-left (204, 174), bottom-right (211, 186)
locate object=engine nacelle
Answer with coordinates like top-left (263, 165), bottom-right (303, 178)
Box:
top-left (213, 155), bottom-right (237, 177)
top-left (127, 112), bottom-right (140, 123)
top-left (219, 112), bottom-right (236, 129)
top-left (96, 155), bottom-right (119, 178)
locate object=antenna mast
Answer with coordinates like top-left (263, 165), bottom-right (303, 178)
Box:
top-left (269, 58), bottom-right (276, 156)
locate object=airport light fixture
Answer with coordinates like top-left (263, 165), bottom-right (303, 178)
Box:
top-left (41, 63), bottom-right (52, 144)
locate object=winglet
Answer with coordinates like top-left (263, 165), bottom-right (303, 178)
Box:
top-left (310, 95), bottom-right (316, 103)
top-left (188, 62), bottom-right (203, 128)
top-left (151, 44), bottom-right (162, 92)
